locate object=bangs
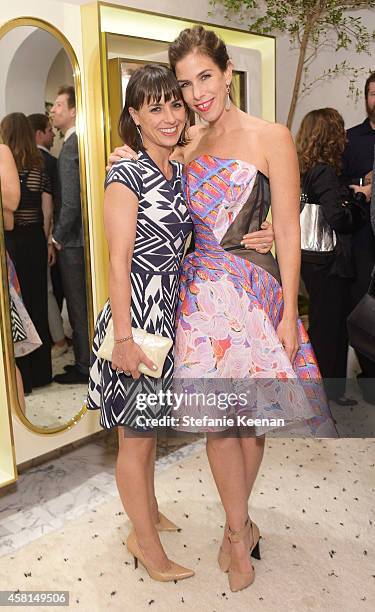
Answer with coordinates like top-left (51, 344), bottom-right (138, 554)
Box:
top-left (129, 65), bottom-right (182, 109)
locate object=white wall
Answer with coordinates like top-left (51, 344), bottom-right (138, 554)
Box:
top-left (276, 8), bottom-right (375, 133)
top-left (0, 28), bottom-right (64, 118)
top-left (91, 0), bottom-right (375, 132)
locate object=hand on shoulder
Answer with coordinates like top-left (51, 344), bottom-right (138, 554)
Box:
top-left (171, 123), bottom-right (207, 163)
top-left (186, 123), bottom-right (206, 141)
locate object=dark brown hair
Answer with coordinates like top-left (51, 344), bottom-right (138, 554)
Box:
top-left (168, 25), bottom-right (230, 74)
top-left (58, 85), bottom-right (75, 109)
top-left (365, 72), bottom-right (375, 99)
top-left (118, 64), bottom-right (187, 150)
top-left (0, 112), bottom-right (43, 172)
top-left (295, 108), bottom-right (346, 175)
top-left (27, 113), bottom-right (50, 134)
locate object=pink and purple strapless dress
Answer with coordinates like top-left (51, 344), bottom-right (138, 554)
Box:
top-left (173, 155), bottom-right (337, 437)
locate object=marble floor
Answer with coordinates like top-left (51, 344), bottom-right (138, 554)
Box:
top-left (0, 430), bottom-right (201, 557)
top-left (0, 436), bottom-right (374, 611)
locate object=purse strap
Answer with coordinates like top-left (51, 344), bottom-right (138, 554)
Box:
top-left (300, 169), bottom-right (315, 209)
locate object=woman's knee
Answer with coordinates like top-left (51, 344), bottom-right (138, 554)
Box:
top-left (118, 426), bottom-right (156, 458)
top-left (206, 430), bottom-right (240, 453)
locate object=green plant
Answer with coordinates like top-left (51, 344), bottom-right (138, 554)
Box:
top-left (210, 0), bottom-right (375, 128)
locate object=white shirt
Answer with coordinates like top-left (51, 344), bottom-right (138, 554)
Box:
top-left (63, 126), bottom-right (76, 142)
top-left (37, 145), bottom-right (51, 154)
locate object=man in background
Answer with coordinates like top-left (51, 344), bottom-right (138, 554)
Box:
top-left (342, 72), bottom-right (375, 403)
top-left (28, 113), bottom-right (67, 359)
top-left (50, 86), bottom-right (89, 384)
top-left (27, 113), bottom-right (57, 199)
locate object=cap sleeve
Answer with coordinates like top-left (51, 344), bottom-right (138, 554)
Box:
top-left (105, 159), bottom-right (143, 200)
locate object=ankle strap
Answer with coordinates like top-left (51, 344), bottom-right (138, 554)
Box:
top-left (228, 516), bottom-right (250, 543)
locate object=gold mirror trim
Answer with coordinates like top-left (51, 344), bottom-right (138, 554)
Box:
top-left (0, 16), bottom-right (93, 435)
top-left (0, 188), bottom-right (18, 485)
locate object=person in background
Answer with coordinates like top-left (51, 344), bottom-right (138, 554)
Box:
top-left (28, 113), bottom-right (68, 359)
top-left (50, 86), bottom-right (89, 384)
top-left (342, 72), bottom-right (375, 403)
top-left (0, 143), bottom-right (28, 410)
top-left (296, 108), bottom-right (371, 405)
top-left (371, 146), bottom-right (375, 237)
top-left (0, 141), bottom-right (20, 259)
top-left (0, 112), bottom-right (53, 393)
top-left (27, 113), bottom-right (57, 197)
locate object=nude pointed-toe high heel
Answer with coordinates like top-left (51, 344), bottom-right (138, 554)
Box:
top-left (126, 531), bottom-right (194, 583)
top-left (155, 512), bottom-right (180, 532)
top-left (227, 518), bottom-right (255, 593)
top-left (218, 518), bottom-right (261, 572)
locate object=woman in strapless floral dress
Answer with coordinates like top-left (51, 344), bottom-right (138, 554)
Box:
top-left (167, 26), bottom-right (337, 593)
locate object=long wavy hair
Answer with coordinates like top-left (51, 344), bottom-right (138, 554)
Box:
top-left (0, 112), bottom-right (43, 172)
top-left (295, 108), bottom-right (346, 175)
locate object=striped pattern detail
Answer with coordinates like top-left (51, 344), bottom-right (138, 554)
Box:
top-left (87, 151), bottom-right (192, 430)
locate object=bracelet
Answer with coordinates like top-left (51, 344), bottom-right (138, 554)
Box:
top-left (114, 334), bottom-right (133, 344)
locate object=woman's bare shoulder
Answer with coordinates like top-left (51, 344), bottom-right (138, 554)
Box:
top-left (0, 143), bottom-right (12, 160)
top-left (261, 121), bottom-right (292, 141)
top-left (0, 144), bottom-right (16, 175)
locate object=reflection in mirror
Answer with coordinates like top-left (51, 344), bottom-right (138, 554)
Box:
top-left (0, 25), bottom-right (90, 431)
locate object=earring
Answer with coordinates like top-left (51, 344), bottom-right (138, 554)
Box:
top-left (135, 124), bottom-right (144, 147)
top-left (225, 83), bottom-right (231, 111)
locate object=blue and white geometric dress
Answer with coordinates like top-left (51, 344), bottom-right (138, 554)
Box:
top-left (87, 150), bottom-right (193, 430)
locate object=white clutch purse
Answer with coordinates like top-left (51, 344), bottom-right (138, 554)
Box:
top-left (97, 318), bottom-right (173, 378)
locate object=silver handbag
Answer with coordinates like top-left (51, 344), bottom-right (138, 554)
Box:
top-left (300, 179), bottom-right (336, 252)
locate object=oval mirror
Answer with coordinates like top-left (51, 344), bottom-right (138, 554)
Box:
top-left (0, 18), bottom-right (93, 434)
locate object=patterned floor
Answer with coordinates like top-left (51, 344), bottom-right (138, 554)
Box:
top-left (0, 435), bottom-right (374, 611)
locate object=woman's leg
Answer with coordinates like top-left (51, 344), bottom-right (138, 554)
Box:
top-left (206, 433), bottom-right (253, 574)
top-left (147, 438), bottom-right (159, 524)
top-left (240, 434), bottom-right (266, 500)
top-left (115, 427), bottom-right (169, 570)
top-left (219, 432), bottom-right (265, 556)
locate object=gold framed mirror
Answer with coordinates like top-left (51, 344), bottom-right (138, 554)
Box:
top-left (0, 17), bottom-right (93, 434)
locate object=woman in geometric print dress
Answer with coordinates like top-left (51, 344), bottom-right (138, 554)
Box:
top-left (87, 65), bottom-right (195, 582)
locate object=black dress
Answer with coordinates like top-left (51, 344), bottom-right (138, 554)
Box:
top-left (300, 163), bottom-right (369, 400)
top-left (12, 166), bottom-right (52, 393)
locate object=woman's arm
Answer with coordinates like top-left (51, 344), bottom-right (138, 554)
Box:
top-left (42, 191), bottom-right (53, 239)
top-left (3, 210), bottom-right (14, 231)
top-left (104, 182), bottom-right (137, 342)
top-left (42, 191), bottom-right (55, 264)
top-left (104, 182), bottom-right (156, 378)
top-left (265, 123), bottom-right (300, 362)
top-left (312, 165), bottom-right (369, 234)
top-left (0, 144), bottom-right (20, 212)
